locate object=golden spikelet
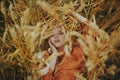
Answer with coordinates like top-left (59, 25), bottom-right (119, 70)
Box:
top-left (0, 0), bottom-right (120, 80)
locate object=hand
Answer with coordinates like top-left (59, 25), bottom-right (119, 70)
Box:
top-left (48, 39), bottom-right (58, 54)
top-left (48, 39), bottom-right (64, 56)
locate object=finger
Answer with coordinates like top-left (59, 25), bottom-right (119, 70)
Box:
top-left (48, 39), bottom-right (53, 48)
top-left (48, 39), bottom-right (57, 53)
top-left (48, 48), bottom-right (52, 53)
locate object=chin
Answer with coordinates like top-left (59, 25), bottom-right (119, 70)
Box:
top-left (55, 45), bottom-right (61, 48)
top-left (55, 44), bottom-right (65, 48)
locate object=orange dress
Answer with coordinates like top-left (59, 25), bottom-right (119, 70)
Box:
top-left (40, 45), bottom-right (85, 80)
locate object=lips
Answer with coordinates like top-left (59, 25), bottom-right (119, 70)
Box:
top-left (55, 39), bottom-right (60, 43)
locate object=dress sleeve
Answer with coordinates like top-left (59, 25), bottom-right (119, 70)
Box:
top-left (40, 68), bottom-right (53, 80)
top-left (39, 51), bottom-right (53, 80)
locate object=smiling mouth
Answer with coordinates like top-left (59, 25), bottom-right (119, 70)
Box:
top-left (55, 40), bottom-right (60, 43)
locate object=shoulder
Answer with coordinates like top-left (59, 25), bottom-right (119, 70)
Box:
top-left (70, 44), bottom-right (85, 61)
top-left (73, 43), bottom-right (83, 52)
top-left (70, 44), bottom-right (83, 56)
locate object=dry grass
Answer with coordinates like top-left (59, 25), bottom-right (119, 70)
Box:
top-left (0, 0), bottom-right (120, 80)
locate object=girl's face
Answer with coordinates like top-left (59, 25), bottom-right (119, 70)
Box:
top-left (49, 27), bottom-right (66, 48)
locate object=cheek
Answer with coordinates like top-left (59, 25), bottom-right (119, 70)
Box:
top-left (61, 35), bottom-right (65, 40)
top-left (60, 36), bottom-right (66, 43)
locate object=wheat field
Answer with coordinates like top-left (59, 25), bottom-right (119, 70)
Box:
top-left (0, 0), bottom-right (120, 80)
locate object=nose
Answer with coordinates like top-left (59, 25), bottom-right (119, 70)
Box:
top-left (54, 35), bottom-right (59, 39)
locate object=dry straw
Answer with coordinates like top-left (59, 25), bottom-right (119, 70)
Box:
top-left (0, 0), bottom-right (120, 80)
